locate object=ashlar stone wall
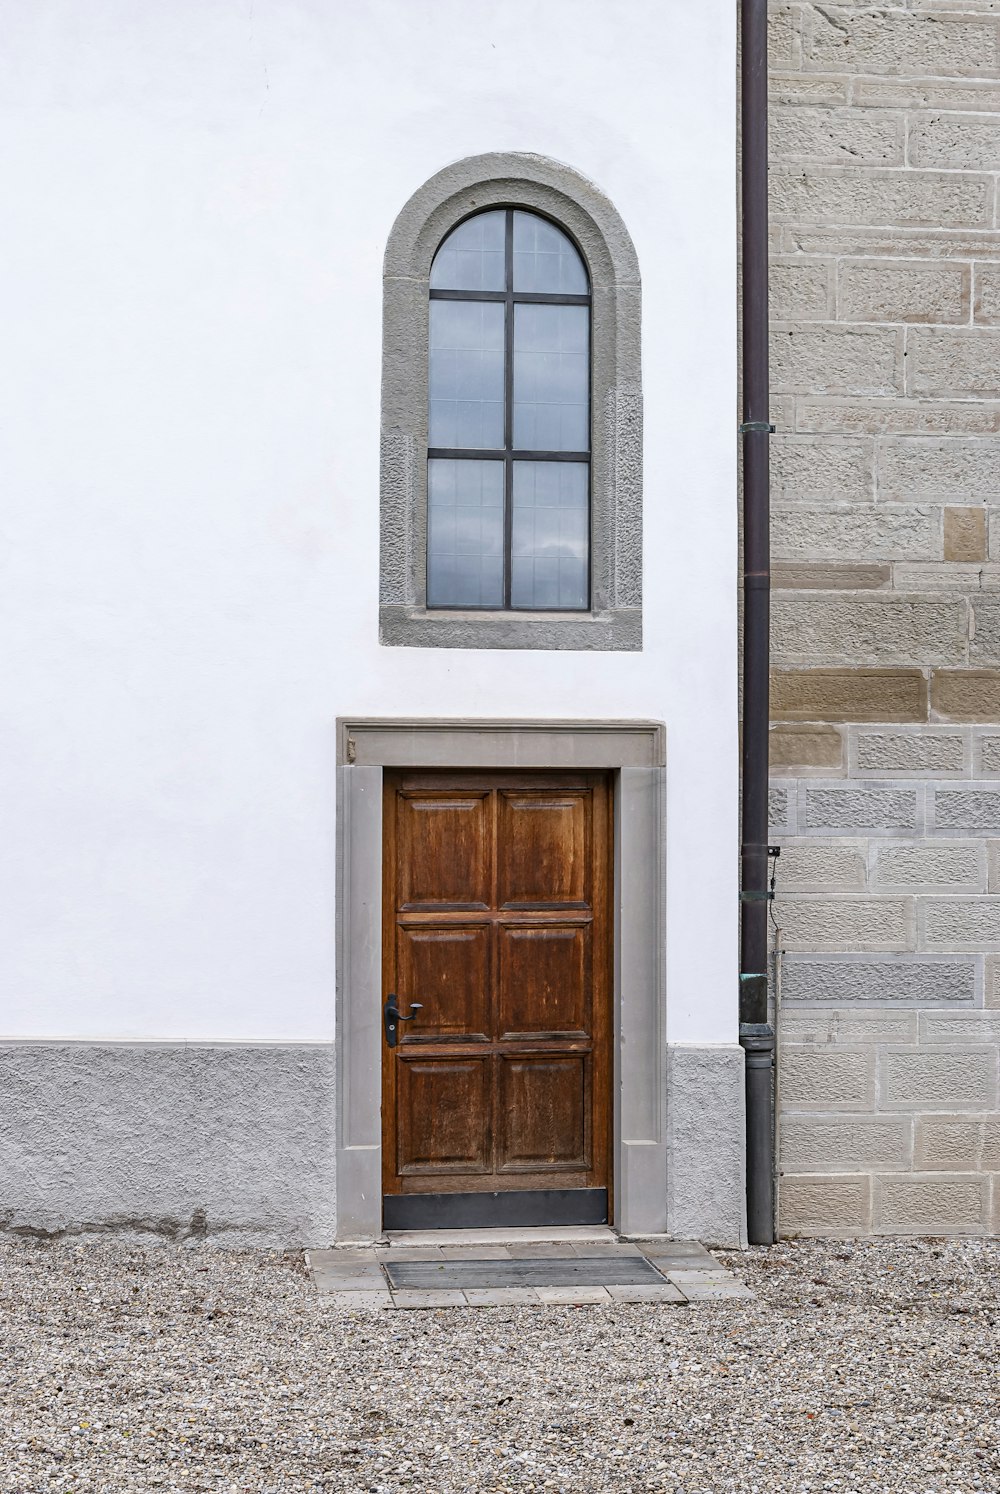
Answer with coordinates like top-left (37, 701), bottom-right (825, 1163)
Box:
top-left (767, 2), bottom-right (1000, 1236)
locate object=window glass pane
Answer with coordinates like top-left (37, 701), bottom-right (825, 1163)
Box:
top-left (512, 211), bottom-right (588, 294)
top-left (429, 300), bottom-right (505, 449)
top-left (512, 304), bottom-right (589, 453)
top-left (511, 461), bottom-right (589, 610)
top-left (430, 210), bottom-right (506, 292)
top-left (427, 459), bottom-right (505, 608)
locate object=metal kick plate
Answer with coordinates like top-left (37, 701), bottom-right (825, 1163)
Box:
top-left (382, 1256), bottom-right (669, 1291)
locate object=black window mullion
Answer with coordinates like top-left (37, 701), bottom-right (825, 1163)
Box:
top-left (503, 208), bottom-right (514, 610)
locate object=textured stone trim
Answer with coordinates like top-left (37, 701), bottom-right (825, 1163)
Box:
top-left (379, 152), bottom-right (642, 652)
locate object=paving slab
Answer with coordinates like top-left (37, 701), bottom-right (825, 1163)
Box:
top-left (373, 1246), bottom-right (444, 1262)
top-left (390, 1290), bottom-right (468, 1310)
top-left (607, 1283), bottom-right (687, 1303)
top-left (667, 1271), bottom-right (753, 1302)
top-left (535, 1286), bottom-right (611, 1305)
top-left (324, 1290), bottom-right (392, 1311)
top-left (311, 1273), bottom-right (385, 1292)
top-left (463, 1288), bottom-right (540, 1306)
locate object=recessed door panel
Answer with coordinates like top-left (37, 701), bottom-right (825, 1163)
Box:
top-left (498, 924), bottom-right (589, 1038)
top-left (396, 1055), bottom-right (490, 1174)
top-left (497, 791), bottom-right (588, 908)
top-left (497, 1054), bottom-right (589, 1171)
top-left (397, 925), bottom-right (491, 1042)
top-left (397, 791), bottom-right (491, 909)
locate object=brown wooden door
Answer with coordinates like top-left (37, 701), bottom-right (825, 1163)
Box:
top-left (381, 770), bottom-right (612, 1230)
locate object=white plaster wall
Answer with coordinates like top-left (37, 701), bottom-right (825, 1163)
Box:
top-left (0, 0), bottom-right (737, 1045)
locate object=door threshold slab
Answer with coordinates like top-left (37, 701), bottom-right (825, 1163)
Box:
top-left (382, 1225), bottom-right (618, 1248)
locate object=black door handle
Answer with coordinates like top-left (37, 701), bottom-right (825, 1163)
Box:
top-left (383, 995), bottom-right (423, 1049)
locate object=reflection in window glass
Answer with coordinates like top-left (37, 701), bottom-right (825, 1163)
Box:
top-left (512, 211), bottom-right (588, 294)
top-left (511, 462), bottom-right (589, 610)
top-left (430, 210), bottom-right (506, 292)
top-left (429, 300), bottom-right (505, 449)
top-left (427, 459), bottom-right (505, 608)
top-left (513, 304), bottom-right (589, 452)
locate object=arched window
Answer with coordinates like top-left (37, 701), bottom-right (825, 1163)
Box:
top-left (427, 209), bottom-right (591, 611)
top-left (381, 153), bottom-right (641, 651)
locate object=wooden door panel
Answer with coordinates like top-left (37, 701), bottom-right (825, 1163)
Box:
top-left (383, 770), bottom-right (611, 1213)
top-left (497, 1054), bottom-right (589, 1172)
top-left (396, 925), bottom-right (491, 1042)
top-left (497, 791), bottom-right (588, 908)
top-left (498, 924), bottom-right (590, 1038)
top-left (397, 791), bottom-right (491, 910)
top-left (395, 1055), bottom-right (490, 1174)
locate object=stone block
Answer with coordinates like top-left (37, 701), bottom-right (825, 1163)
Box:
top-left (772, 506), bottom-right (939, 563)
top-left (774, 839), bottom-right (866, 892)
top-left (769, 724), bottom-right (845, 774)
top-left (768, 4), bottom-right (800, 69)
top-left (780, 1116), bottom-right (911, 1174)
top-left (839, 261), bottom-right (969, 325)
top-left (852, 728), bottom-right (968, 777)
top-left (772, 323), bottom-right (901, 397)
top-left (779, 1175), bottom-right (872, 1236)
top-left (975, 266), bottom-right (1000, 325)
top-left (772, 596), bottom-right (965, 668)
top-left (780, 956), bottom-right (975, 1007)
top-left (771, 107), bottom-right (903, 165)
top-left (769, 785), bottom-right (793, 834)
top-left (785, 226), bottom-right (1000, 263)
top-left (945, 507), bottom-right (987, 564)
top-left (880, 1048), bottom-right (997, 1110)
top-left (986, 953), bottom-right (1000, 1008)
top-left (933, 786), bottom-right (1000, 831)
top-left (931, 669), bottom-right (1000, 721)
top-left (772, 668), bottom-right (927, 723)
top-left (775, 896), bottom-right (913, 952)
top-left (872, 841), bottom-right (984, 893)
top-left (799, 399), bottom-right (1000, 438)
top-left (770, 259), bottom-right (832, 321)
top-left (909, 329), bottom-right (1000, 399)
top-left (990, 839), bottom-right (1000, 891)
top-left (876, 1176), bottom-right (988, 1234)
top-left (919, 1010), bottom-right (1000, 1045)
top-left (977, 733), bottom-right (1000, 775)
top-left (852, 78), bottom-right (1000, 114)
top-left (773, 562), bottom-right (890, 590)
top-left (781, 1048), bottom-right (875, 1110)
top-left (771, 73), bottom-right (848, 109)
top-left (910, 113), bottom-right (1000, 171)
top-left (800, 783), bottom-right (919, 833)
top-left (771, 435), bottom-right (875, 504)
top-left (878, 438), bottom-right (1000, 506)
top-left (892, 562), bottom-right (993, 593)
top-left (771, 168), bottom-right (993, 230)
top-left (914, 1117), bottom-right (991, 1172)
top-left (921, 897), bottom-right (1000, 950)
top-left (779, 1008), bottom-right (919, 1043)
top-left (990, 510), bottom-right (1000, 563)
top-left (801, 9), bottom-right (1000, 77)
top-left (970, 599), bottom-right (1000, 664)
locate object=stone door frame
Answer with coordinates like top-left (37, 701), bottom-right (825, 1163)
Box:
top-left (334, 719), bottom-right (666, 1241)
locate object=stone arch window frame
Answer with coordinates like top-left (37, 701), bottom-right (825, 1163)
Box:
top-left (380, 152), bottom-right (642, 652)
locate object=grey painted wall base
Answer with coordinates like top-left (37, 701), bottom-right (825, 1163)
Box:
top-left (0, 1044), bottom-right (336, 1249)
top-left (665, 1044), bottom-right (748, 1248)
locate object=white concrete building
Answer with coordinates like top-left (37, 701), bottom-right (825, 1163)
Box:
top-left (0, 1), bottom-right (742, 1246)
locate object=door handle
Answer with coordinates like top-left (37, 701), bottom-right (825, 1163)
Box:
top-left (383, 995), bottom-right (423, 1049)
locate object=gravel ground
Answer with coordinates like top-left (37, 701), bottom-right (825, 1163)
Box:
top-left (1, 1234), bottom-right (998, 1494)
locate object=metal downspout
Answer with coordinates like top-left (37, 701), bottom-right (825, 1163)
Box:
top-left (739, 0), bottom-right (776, 1246)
